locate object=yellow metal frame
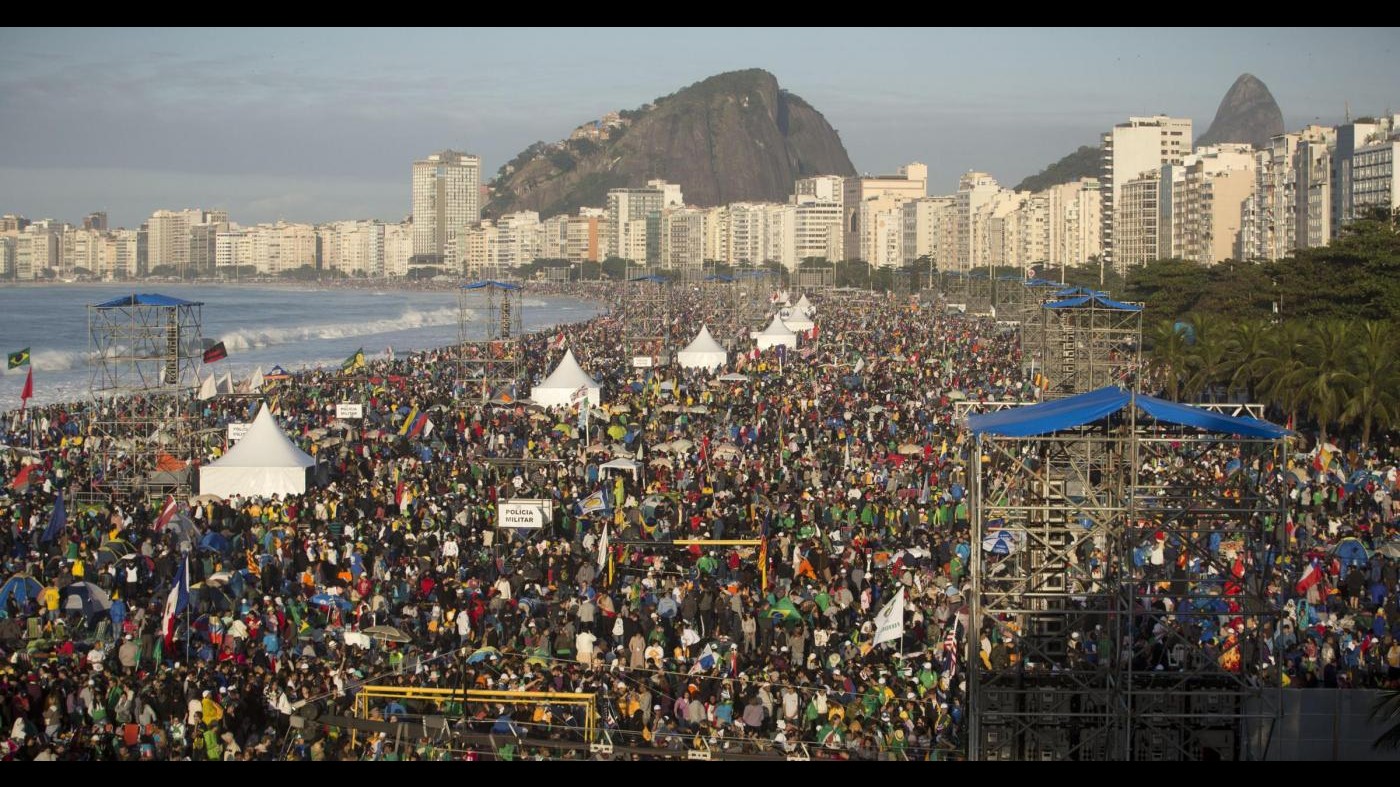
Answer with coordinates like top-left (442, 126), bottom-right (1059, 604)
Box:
top-left (348, 686), bottom-right (597, 748)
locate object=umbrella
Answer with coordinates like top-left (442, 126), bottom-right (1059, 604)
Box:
top-left (1376, 543), bottom-right (1400, 559)
top-left (607, 424), bottom-right (627, 441)
top-left (310, 593), bottom-right (352, 612)
top-left (466, 646), bottom-right (501, 664)
top-left (652, 442), bottom-right (674, 454)
top-left (307, 428), bottom-right (329, 440)
top-left (609, 445), bottom-right (634, 459)
top-left (718, 373), bottom-right (749, 382)
top-left (671, 438), bottom-right (694, 451)
top-left (712, 443), bottom-right (741, 460)
top-left (0, 574), bottom-right (43, 608)
top-left (529, 412), bottom-right (551, 422)
top-left (362, 625), bottom-right (412, 643)
top-left (316, 437), bottom-right (344, 448)
top-left (946, 390), bottom-right (968, 401)
top-left (328, 420), bottom-right (353, 431)
top-left (660, 404), bottom-right (682, 413)
top-left (554, 423), bottom-right (575, 436)
top-left (685, 405), bottom-right (709, 414)
top-left (981, 530), bottom-right (1020, 555)
top-left (61, 582), bottom-right (112, 617)
top-left (609, 404), bottom-right (632, 414)
top-left (897, 443), bottom-right (922, 456)
top-left (205, 571), bottom-right (234, 588)
top-left (648, 457), bottom-right (672, 468)
top-left (866, 405), bottom-right (885, 414)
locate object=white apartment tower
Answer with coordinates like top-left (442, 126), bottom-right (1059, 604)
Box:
top-left (1100, 115), bottom-right (1193, 272)
top-left (411, 150), bottom-right (481, 271)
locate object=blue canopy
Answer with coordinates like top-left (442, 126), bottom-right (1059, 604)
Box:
top-left (1055, 286), bottom-right (1107, 298)
top-left (967, 387), bottom-right (1291, 439)
top-left (628, 274), bottom-right (667, 283)
top-left (462, 280), bottom-right (521, 290)
top-left (93, 293), bottom-right (202, 308)
top-left (704, 275), bottom-right (736, 283)
top-left (1043, 293), bottom-right (1141, 312)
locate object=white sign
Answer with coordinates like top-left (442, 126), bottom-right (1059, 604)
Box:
top-left (497, 501), bottom-right (547, 530)
top-left (336, 403), bottom-right (364, 419)
top-left (227, 422), bottom-right (251, 443)
top-left (632, 356), bottom-right (654, 368)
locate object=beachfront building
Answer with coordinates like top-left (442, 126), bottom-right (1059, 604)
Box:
top-left (411, 150), bottom-right (481, 272)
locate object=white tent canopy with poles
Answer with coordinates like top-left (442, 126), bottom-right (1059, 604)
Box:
top-left (199, 405), bottom-right (316, 498)
top-left (751, 314), bottom-right (799, 351)
top-left (677, 325), bottom-right (728, 371)
top-left (531, 349), bottom-right (602, 408)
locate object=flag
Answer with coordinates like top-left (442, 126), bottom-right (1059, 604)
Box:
top-left (808, 325), bottom-right (818, 341)
top-left (853, 358), bottom-right (865, 375)
top-left (576, 489), bottom-right (609, 517)
top-left (40, 492), bottom-right (66, 543)
top-left (154, 495), bottom-right (179, 531)
top-left (1296, 562), bottom-right (1323, 595)
top-left (156, 453), bottom-right (186, 472)
top-left (422, 418), bottom-right (435, 439)
top-left (398, 406), bottom-right (419, 437)
top-left (247, 366), bottom-right (265, 392)
top-left (942, 622), bottom-right (960, 681)
top-left (162, 554), bottom-right (189, 651)
top-left (408, 412), bottom-right (430, 439)
top-left (871, 586), bottom-right (905, 646)
top-left (7, 347), bottom-right (30, 369)
top-left (202, 341), bottom-right (228, 364)
top-left (489, 384), bottom-right (517, 405)
top-left (10, 463), bottom-right (37, 492)
top-left (197, 373), bottom-right (217, 401)
top-left (548, 332), bottom-right (566, 352)
top-left (342, 347), bottom-right (366, 371)
top-left (596, 524), bottom-right (609, 572)
top-left (385, 345), bottom-right (395, 362)
top-left (19, 366), bottom-right (33, 410)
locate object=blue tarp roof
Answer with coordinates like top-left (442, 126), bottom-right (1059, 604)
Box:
top-left (1055, 286), bottom-right (1108, 297)
top-left (462, 280), bottom-right (521, 290)
top-left (1026, 278), bottom-right (1061, 287)
top-left (1043, 293), bottom-right (1141, 312)
top-left (628, 274), bottom-right (668, 283)
top-left (967, 386), bottom-right (1291, 439)
top-left (93, 293), bottom-right (201, 308)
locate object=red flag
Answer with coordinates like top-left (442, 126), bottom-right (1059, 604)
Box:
top-left (20, 366), bottom-right (33, 410)
top-left (154, 494), bottom-right (178, 531)
top-left (1296, 562), bottom-right (1322, 595)
top-left (10, 463), bottom-right (36, 491)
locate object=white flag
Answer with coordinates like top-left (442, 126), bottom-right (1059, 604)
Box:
top-left (197, 374), bottom-right (217, 401)
top-left (871, 586), bottom-right (905, 647)
top-left (596, 524), bottom-right (609, 572)
top-left (854, 358), bottom-right (865, 375)
top-left (422, 418), bottom-right (435, 439)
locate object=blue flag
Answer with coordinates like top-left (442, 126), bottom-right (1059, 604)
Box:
top-left (40, 492), bottom-right (66, 543)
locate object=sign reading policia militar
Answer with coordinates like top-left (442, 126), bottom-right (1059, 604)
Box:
top-left (496, 499), bottom-right (553, 529)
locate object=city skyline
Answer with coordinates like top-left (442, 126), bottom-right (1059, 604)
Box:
top-left (1, 27), bottom-right (1396, 227)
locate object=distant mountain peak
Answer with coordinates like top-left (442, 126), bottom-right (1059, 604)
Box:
top-left (1197, 73), bottom-right (1285, 149)
top-left (485, 69), bottom-right (855, 219)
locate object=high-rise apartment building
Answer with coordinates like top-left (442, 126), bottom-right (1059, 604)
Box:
top-left (1100, 115), bottom-right (1192, 272)
top-left (411, 150), bottom-right (481, 271)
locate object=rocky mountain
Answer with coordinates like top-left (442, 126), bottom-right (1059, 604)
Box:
top-left (1196, 73), bottom-right (1285, 149)
top-left (484, 69), bottom-right (856, 220)
top-left (1013, 145), bottom-right (1101, 193)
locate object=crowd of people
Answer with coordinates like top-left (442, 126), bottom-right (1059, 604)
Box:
top-left (0, 281), bottom-right (1397, 761)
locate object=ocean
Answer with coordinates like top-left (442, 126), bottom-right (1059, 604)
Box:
top-left (0, 283), bottom-right (603, 412)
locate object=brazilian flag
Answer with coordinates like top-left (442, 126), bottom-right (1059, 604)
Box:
top-left (7, 347), bottom-right (30, 369)
top-left (342, 347), bottom-right (365, 371)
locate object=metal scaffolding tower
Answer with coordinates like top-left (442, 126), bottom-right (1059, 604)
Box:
top-left (1036, 292), bottom-right (1143, 399)
top-left (620, 274), bottom-right (672, 365)
top-left (87, 293), bottom-right (204, 501)
top-left (459, 281), bottom-right (524, 402)
top-left (965, 390), bottom-right (1287, 761)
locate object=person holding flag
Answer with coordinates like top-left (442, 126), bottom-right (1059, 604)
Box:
top-left (161, 552), bottom-right (190, 654)
top-left (342, 347), bottom-right (366, 372)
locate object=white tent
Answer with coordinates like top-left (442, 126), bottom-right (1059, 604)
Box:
top-left (751, 315), bottom-right (799, 351)
top-left (199, 405), bottom-right (316, 498)
top-left (599, 457), bottom-right (640, 479)
top-left (793, 293), bottom-right (814, 316)
top-left (531, 349), bottom-right (602, 409)
top-left (677, 325), bottom-right (728, 370)
top-left (780, 307), bottom-right (814, 332)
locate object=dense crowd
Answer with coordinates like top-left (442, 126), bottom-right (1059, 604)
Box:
top-left (0, 282), bottom-right (1396, 761)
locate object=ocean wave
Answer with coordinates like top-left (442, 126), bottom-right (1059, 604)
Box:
top-left (219, 306), bottom-right (468, 352)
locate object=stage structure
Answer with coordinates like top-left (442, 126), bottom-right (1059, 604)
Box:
top-left (618, 274), bottom-right (674, 366)
top-left (87, 293), bottom-right (204, 500)
top-left (459, 280), bottom-right (524, 403)
top-left (965, 388), bottom-right (1289, 761)
top-left (1035, 291), bottom-right (1143, 400)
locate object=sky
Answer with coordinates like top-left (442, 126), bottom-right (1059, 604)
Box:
top-left (1, 27), bottom-right (1396, 228)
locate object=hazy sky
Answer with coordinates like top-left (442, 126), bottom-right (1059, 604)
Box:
top-left (1, 27), bottom-right (1395, 228)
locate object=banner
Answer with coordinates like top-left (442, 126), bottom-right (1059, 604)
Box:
top-left (871, 586), bottom-right (905, 646)
top-left (335, 403), bottom-right (364, 419)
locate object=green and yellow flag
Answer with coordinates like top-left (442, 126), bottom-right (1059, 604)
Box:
top-left (7, 348), bottom-right (30, 369)
top-left (341, 347), bottom-right (365, 371)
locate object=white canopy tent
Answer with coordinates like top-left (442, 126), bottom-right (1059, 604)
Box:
top-left (751, 315), bottom-right (799, 351)
top-left (676, 325), bottom-right (728, 370)
top-left (599, 457), bottom-right (640, 480)
top-left (780, 307), bottom-right (814, 332)
top-left (531, 349), bottom-right (602, 408)
top-left (199, 405), bottom-right (316, 498)
top-left (793, 293), bottom-right (814, 316)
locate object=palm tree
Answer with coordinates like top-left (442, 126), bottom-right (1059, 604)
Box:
top-left (1340, 321), bottom-right (1400, 447)
top-left (1256, 321), bottom-right (1308, 428)
top-left (1145, 320), bottom-right (1191, 400)
top-left (1224, 319), bottom-right (1271, 402)
top-left (1295, 320), bottom-right (1356, 445)
top-left (1184, 314), bottom-right (1232, 402)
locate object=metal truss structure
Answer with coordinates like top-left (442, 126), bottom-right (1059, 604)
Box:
top-left (87, 293), bottom-right (204, 501)
top-left (1035, 297), bottom-right (1143, 399)
top-left (967, 402), bottom-right (1287, 761)
top-left (459, 281), bottom-right (524, 403)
